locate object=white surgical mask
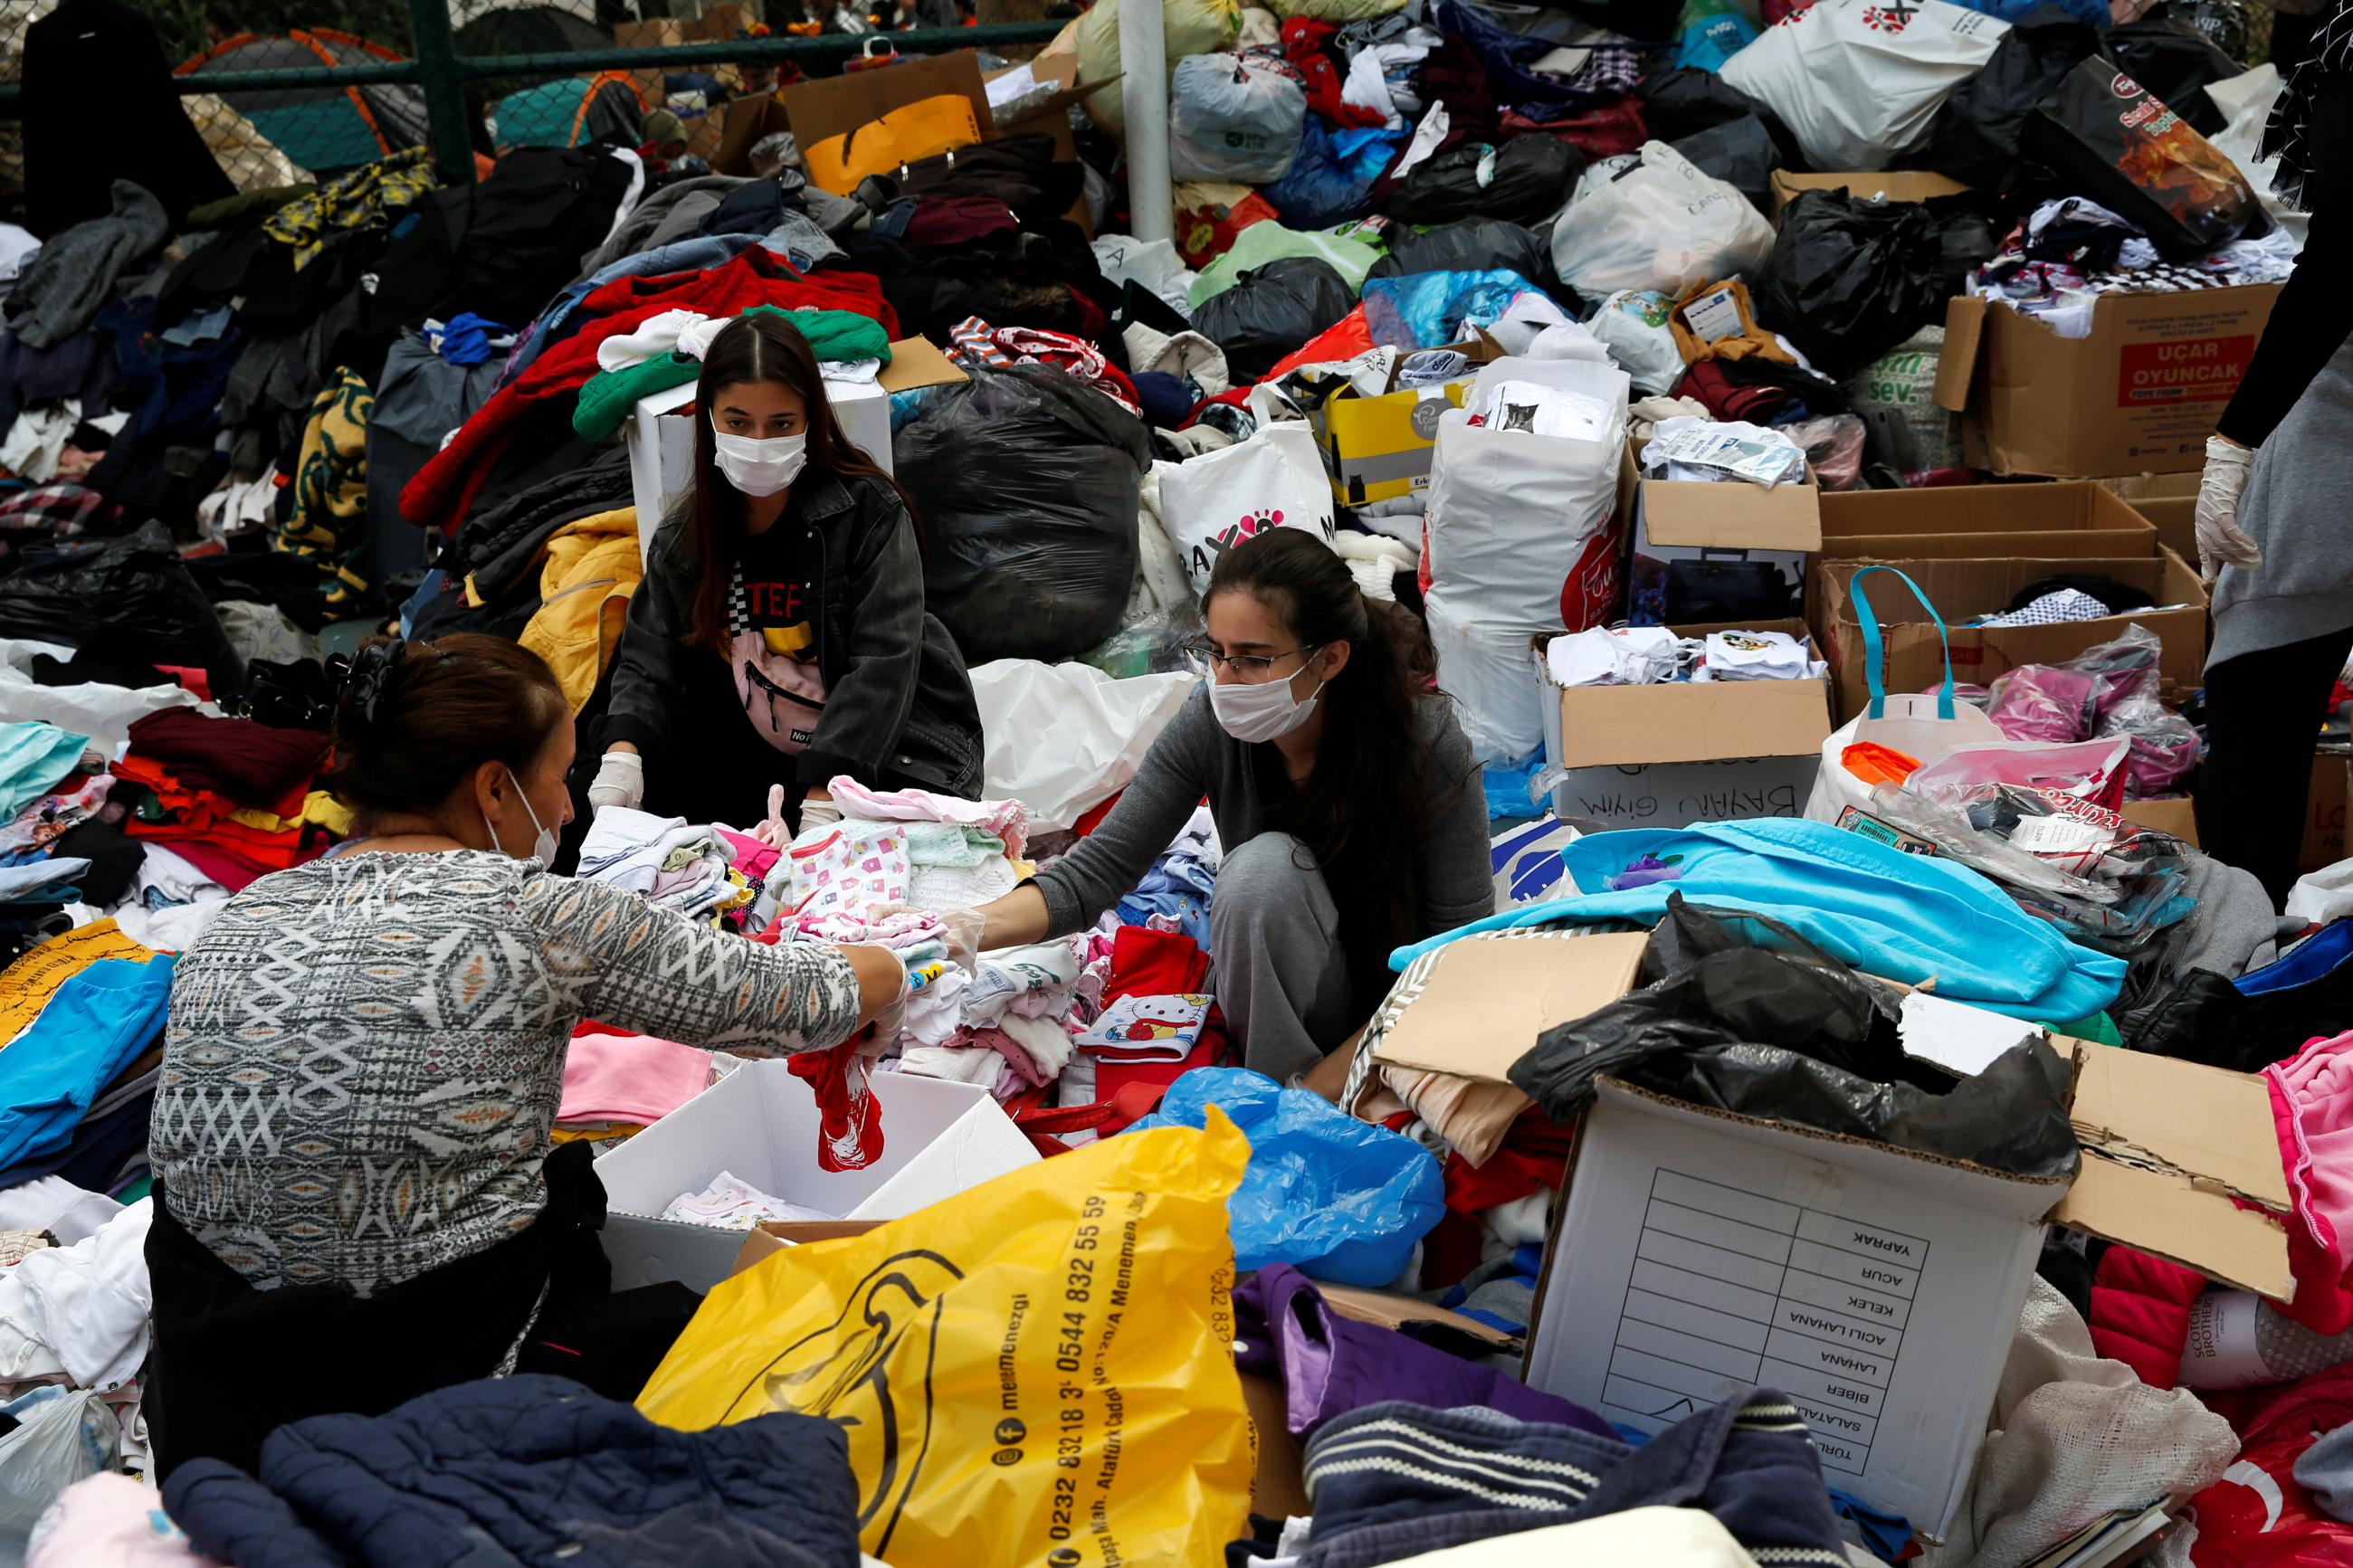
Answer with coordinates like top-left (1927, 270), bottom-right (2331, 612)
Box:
top-left (481, 769), bottom-right (557, 865)
top-left (711, 421), bottom-right (809, 497)
top-left (1207, 661), bottom-right (1326, 744)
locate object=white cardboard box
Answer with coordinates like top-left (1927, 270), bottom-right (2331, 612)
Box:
top-left (593, 1060), bottom-right (1038, 1291)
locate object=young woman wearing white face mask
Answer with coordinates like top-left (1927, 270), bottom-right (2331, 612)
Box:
top-left (144, 633), bottom-right (908, 1476)
top-left (591, 311), bottom-right (985, 830)
top-left (952, 529), bottom-right (1492, 1085)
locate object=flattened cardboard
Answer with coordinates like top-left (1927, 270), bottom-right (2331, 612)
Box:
top-left (711, 91), bottom-right (791, 176)
top-left (1316, 1283), bottom-right (1519, 1346)
top-left (1817, 483), bottom-right (2158, 562)
top-left (1242, 1373), bottom-right (1310, 1518)
top-left (1769, 168), bottom-right (1970, 219)
top-left (875, 331), bottom-right (970, 394)
top-left (1810, 550), bottom-right (2208, 721)
top-left (1935, 286), bottom-right (2282, 477)
top-left (2120, 796), bottom-right (2198, 847)
top-left (1371, 929), bottom-right (1652, 1085)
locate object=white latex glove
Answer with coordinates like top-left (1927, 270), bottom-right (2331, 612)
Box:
top-left (940, 908), bottom-right (988, 974)
top-left (586, 751), bottom-right (644, 813)
top-left (865, 947), bottom-right (910, 1046)
top-left (800, 795), bottom-right (843, 830)
top-left (2196, 434), bottom-right (2262, 585)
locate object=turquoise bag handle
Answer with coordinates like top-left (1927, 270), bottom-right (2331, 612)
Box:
top-left (1849, 565), bottom-right (1955, 723)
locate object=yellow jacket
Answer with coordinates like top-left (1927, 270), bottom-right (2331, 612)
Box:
top-left (518, 508), bottom-right (643, 711)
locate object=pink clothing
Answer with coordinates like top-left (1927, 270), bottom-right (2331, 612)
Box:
top-left (2269, 1031), bottom-right (2353, 1332)
top-left (715, 827), bottom-right (781, 886)
top-left (559, 1030), bottom-right (714, 1126)
top-left (28, 1474), bottom-right (223, 1568)
top-left (824, 775), bottom-right (1029, 860)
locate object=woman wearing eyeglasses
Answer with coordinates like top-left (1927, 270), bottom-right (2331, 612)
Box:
top-left (955, 528), bottom-right (1491, 1086)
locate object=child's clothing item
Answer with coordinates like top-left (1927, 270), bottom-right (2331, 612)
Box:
top-left (26, 1472), bottom-right (224, 1568)
top-left (659, 1171), bottom-right (835, 1230)
top-left (1546, 625), bottom-right (1684, 688)
top-left (786, 1038), bottom-right (884, 1173)
top-left (825, 776), bottom-right (1028, 859)
top-left (559, 1031), bottom-right (714, 1127)
top-left (2269, 1030), bottom-right (2353, 1333)
top-left (1077, 993), bottom-right (1214, 1061)
top-left (964, 940), bottom-right (1083, 1029)
top-left (781, 819), bottom-right (910, 925)
top-left (1694, 629), bottom-right (1813, 683)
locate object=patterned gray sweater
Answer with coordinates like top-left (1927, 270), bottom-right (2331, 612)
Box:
top-left (150, 850), bottom-right (862, 1294)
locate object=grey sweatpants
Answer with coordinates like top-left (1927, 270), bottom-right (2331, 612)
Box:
top-left (1208, 832), bottom-right (1358, 1084)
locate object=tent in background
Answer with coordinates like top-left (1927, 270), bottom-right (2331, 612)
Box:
top-left (176, 31), bottom-right (431, 175)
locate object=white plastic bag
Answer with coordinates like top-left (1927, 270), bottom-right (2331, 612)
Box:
top-left (1586, 290), bottom-right (1686, 394)
top-left (1424, 356), bottom-right (1630, 630)
top-left (1158, 422), bottom-right (1338, 594)
top-left (2288, 860), bottom-right (2353, 926)
top-left (1805, 565), bottom-right (2005, 825)
top-left (1720, 0), bottom-right (2007, 171)
top-left (1548, 142), bottom-right (1776, 297)
top-left (1168, 52), bottom-right (1308, 184)
top-left (0, 1387), bottom-right (118, 1545)
top-left (1425, 591), bottom-right (1553, 765)
top-left (969, 660), bottom-right (1198, 831)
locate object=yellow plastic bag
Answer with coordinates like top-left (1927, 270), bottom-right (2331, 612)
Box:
top-left (637, 1109), bottom-right (1256, 1568)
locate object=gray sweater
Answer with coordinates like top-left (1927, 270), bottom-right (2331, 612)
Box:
top-left (1034, 685), bottom-right (1493, 959)
top-left (4, 179), bottom-right (167, 351)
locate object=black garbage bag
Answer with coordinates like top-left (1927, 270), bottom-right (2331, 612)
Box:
top-left (1672, 114), bottom-right (1782, 213)
top-left (0, 521), bottom-right (243, 693)
top-left (1193, 257), bottom-right (1356, 383)
top-left (1507, 897), bottom-right (2082, 1179)
top-left (2024, 57), bottom-right (2259, 257)
top-left (1638, 67), bottom-right (1803, 166)
top-left (1384, 137), bottom-right (1583, 227)
top-left (1367, 217), bottom-right (1558, 291)
top-left (2104, 18), bottom-right (2243, 135)
top-left (1921, 5), bottom-right (2101, 188)
top-left (893, 365), bottom-right (1149, 665)
top-left (1751, 188), bottom-right (1956, 382)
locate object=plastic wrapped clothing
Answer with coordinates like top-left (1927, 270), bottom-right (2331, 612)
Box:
top-left (2023, 59), bottom-right (2257, 259)
top-left (1360, 268), bottom-right (1543, 349)
top-left (0, 522), bottom-right (243, 695)
top-left (1169, 52), bottom-right (1310, 184)
top-left (1752, 188), bottom-right (1980, 382)
top-left (1549, 142), bottom-right (1777, 298)
top-left (1505, 898), bottom-right (2082, 1179)
top-left (1923, 1278), bottom-right (2235, 1568)
top-left (1130, 1068), bottom-right (1443, 1286)
top-left (1920, 5), bottom-right (2100, 189)
top-left (1260, 116), bottom-right (1403, 229)
top-left (1193, 256), bottom-right (1358, 382)
top-left (1189, 220), bottom-right (1383, 306)
top-left (893, 366), bottom-right (1150, 665)
top-left (1384, 137), bottom-right (1582, 227)
top-left (1389, 817), bottom-right (2129, 1022)
top-left (1364, 218), bottom-right (1559, 297)
top-left (1234, 1263), bottom-right (1617, 1440)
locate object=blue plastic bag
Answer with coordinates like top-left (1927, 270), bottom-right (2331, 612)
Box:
top-left (1129, 1068), bottom-right (1443, 1286)
top-left (1262, 117), bottom-right (1402, 231)
top-left (1361, 268), bottom-right (1544, 349)
top-left (1670, 11), bottom-right (1758, 71)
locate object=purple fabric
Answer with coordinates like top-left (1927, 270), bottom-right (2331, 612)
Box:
top-left (1234, 1263), bottom-right (1615, 1440)
top-left (1986, 665), bottom-right (2098, 743)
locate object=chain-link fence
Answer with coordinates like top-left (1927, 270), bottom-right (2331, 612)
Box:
top-left (0, 0), bottom-right (1065, 210)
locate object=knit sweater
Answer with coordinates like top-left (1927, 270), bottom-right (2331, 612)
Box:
top-left (3, 180), bottom-right (168, 351)
top-left (570, 307), bottom-right (894, 440)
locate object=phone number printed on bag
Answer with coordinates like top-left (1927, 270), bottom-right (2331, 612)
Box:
top-left (1041, 1189), bottom-right (1154, 1565)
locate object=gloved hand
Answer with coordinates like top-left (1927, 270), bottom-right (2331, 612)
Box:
top-left (940, 908), bottom-right (988, 974)
top-left (862, 946), bottom-right (910, 1047)
top-left (2196, 434), bottom-right (2262, 585)
top-left (799, 794), bottom-right (843, 830)
top-left (587, 750), bottom-right (644, 813)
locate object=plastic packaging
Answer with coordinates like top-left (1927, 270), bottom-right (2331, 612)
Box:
top-left (2098, 694), bottom-right (2202, 802)
top-left (1586, 290), bottom-right (1687, 395)
top-left (1360, 267), bottom-right (1542, 350)
top-left (1921, 5), bottom-right (2100, 188)
top-left (1843, 329), bottom-right (1962, 472)
top-left (894, 366), bottom-right (1151, 665)
top-left (1752, 188), bottom-right (1957, 382)
top-left (1506, 896), bottom-right (2082, 1179)
top-left (636, 1113), bottom-right (1255, 1568)
top-left (1669, 114), bottom-right (1781, 214)
top-left (1986, 663), bottom-right (2101, 743)
top-left (1719, 0), bottom-right (2011, 169)
top-left (2104, 18), bottom-right (2244, 135)
top-left (1637, 67), bottom-right (1798, 163)
top-left (1904, 735), bottom-right (2132, 808)
top-left (2023, 57), bottom-right (2258, 259)
top-left (1189, 219), bottom-right (1382, 305)
top-left (2061, 622), bottom-right (2166, 718)
top-left (1259, 115), bottom-right (1398, 229)
top-left (967, 661), bottom-right (1196, 832)
top-left (1075, 0), bottom-right (1246, 132)
top-left (1176, 182), bottom-right (1281, 267)
top-left (1366, 218), bottom-right (1557, 295)
top-left (0, 1387), bottom-right (118, 1543)
top-left (1169, 52), bottom-right (1309, 184)
top-left (1130, 1068), bottom-right (1443, 1286)
top-left (1786, 413), bottom-right (1867, 490)
top-left (1550, 141), bottom-right (1777, 298)
top-left (0, 523), bottom-right (245, 695)
top-left (1193, 256), bottom-right (1358, 381)
top-left (1384, 137), bottom-right (1582, 226)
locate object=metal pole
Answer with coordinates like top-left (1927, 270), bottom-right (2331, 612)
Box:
top-left (408, 0), bottom-right (479, 185)
top-left (1118, 0), bottom-right (1170, 244)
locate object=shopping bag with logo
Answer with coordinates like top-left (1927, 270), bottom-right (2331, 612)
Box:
top-left (1159, 422), bottom-right (1338, 594)
top-left (1720, 0), bottom-right (2010, 170)
top-left (635, 1112), bottom-right (1255, 1568)
top-left (1805, 565), bottom-right (2005, 825)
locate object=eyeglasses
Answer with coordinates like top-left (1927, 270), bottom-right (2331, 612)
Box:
top-left (1182, 641), bottom-right (1321, 679)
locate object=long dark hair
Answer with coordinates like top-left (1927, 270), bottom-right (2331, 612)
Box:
top-left (1205, 529), bottom-right (1448, 955)
top-left (322, 634), bottom-right (567, 830)
top-left (683, 310), bottom-right (920, 652)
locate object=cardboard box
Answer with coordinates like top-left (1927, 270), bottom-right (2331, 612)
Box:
top-left (777, 50), bottom-right (994, 190)
top-left (1313, 335), bottom-right (1504, 506)
top-left (613, 18), bottom-right (684, 108)
top-left (1769, 169), bottom-right (1969, 220)
top-left (1536, 619), bottom-right (1834, 832)
top-left (2122, 795), bottom-right (2199, 848)
top-left (2307, 751), bottom-right (2349, 874)
top-left (2098, 472), bottom-right (2201, 566)
top-left (1817, 482), bottom-right (2158, 563)
top-left (1625, 447), bottom-right (1823, 627)
top-left (593, 1061), bottom-right (1037, 1291)
top-left (1810, 550), bottom-right (2209, 721)
top-left (1526, 1038), bottom-right (2290, 1536)
top-left (1936, 285), bottom-right (2282, 477)
top-left (710, 91), bottom-right (792, 176)
top-left (623, 337), bottom-right (965, 564)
